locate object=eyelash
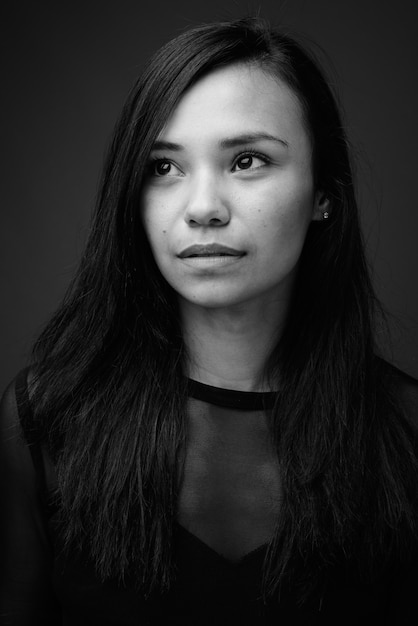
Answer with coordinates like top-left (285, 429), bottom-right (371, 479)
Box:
top-left (148, 148), bottom-right (270, 176)
top-left (232, 149), bottom-right (270, 171)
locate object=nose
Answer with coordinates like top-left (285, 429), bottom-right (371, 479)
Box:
top-left (184, 171), bottom-right (230, 227)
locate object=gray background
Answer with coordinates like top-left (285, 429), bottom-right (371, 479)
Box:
top-left (2, 0), bottom-right (417, 391)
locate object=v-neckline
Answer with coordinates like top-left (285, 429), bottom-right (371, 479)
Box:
top-left (175, 523), bottom-right (269, 566)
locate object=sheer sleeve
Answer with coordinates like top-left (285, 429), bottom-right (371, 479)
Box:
top-left (0, 372), bottom-right (61, 625)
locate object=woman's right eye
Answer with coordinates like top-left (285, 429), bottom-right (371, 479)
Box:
top-left (150, 159), bottom-right (181, 177)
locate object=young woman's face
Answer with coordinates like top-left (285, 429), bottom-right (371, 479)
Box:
top-left (141, 64), bottom-right (324, 312)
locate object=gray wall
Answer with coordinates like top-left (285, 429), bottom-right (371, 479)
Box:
top-left (2, 0), bottom-right (417, 390)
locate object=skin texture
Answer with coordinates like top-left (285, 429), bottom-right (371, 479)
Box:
top-left (141, 63), bottom-right (328, 390)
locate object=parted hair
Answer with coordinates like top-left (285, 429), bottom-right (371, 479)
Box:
top-left (27, 17), bottom-right (418, 602)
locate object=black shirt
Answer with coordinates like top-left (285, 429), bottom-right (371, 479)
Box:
top-left (1, 368), bottom-right (418, 625)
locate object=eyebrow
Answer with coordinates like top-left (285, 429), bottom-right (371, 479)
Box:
top-left (220, 133), bottom-right (288, 149)
top-left (151, 132), bottom-right (288, 152)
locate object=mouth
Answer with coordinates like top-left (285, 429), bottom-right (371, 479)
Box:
top-left (178, 244), bottom-right (246, 259)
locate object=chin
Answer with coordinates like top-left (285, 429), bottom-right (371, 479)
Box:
top-left (178, 288), bottom-right (262, 311)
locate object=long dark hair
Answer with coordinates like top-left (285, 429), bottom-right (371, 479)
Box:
top-left (28, 17), bottom-right (418, 601)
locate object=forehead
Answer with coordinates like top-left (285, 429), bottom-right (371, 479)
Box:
top-left (158, 63), bottom-right (309, 149)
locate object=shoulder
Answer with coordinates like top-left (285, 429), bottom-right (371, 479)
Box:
top-left (1, 368), bottom-right (57, 498)
top-left (0, 367), bottom-right (46, 480)
top-left (0, 370), bottom-right (26, 438)
top-left (379, 359), bottom-right (418, 428)
top-left (0, 369), bottom-right (39, 493)
top-left (0, 368), bottom-right (33, 437)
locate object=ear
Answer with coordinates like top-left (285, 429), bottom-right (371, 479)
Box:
top-left (312, 190), bottom-right (330, 222)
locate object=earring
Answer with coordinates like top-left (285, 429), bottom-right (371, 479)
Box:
top-left (323, 211), bottom-right (330, 220)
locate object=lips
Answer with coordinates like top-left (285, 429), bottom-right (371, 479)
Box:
top-left (178, 243), bottom-right (245, 258)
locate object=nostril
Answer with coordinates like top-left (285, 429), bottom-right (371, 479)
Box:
top-left (184, 198), bottom-right (230, 226)
top-left (186, 212), bottom-right (229, 227)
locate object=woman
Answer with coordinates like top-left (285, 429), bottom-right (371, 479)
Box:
top-left (1, 16), bottom-right (417, 625)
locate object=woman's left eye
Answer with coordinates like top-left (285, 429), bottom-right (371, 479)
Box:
top-left (232, 152), bottom-right (269, 172)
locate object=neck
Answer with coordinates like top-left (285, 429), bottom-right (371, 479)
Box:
top-left (180, 297), bottom-right (287, 392)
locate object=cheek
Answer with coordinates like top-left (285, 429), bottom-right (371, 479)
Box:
top-left (141, 202), bottom-right (170, 253)
top-left (252, 194), bottom-right (314, 278)
top-left (277, 205), bottom-right (311, 239)
top-left (256, 182), bottom-right (314, 243)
